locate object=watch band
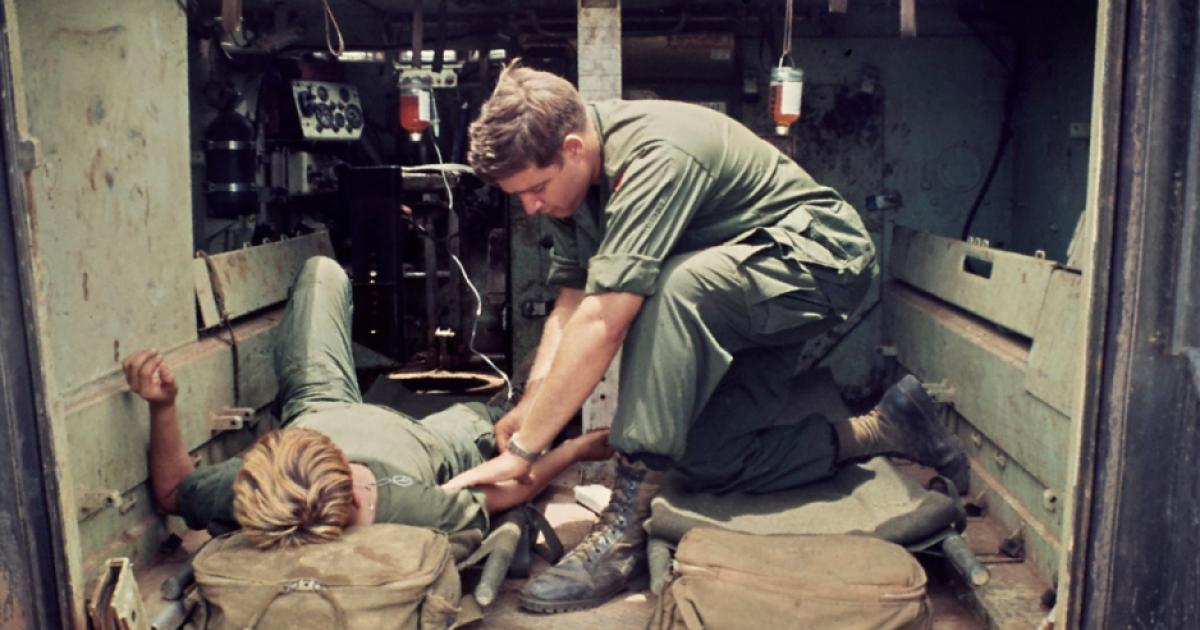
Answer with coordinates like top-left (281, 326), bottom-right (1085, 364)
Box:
top-left (507, 434), bottom-right (542, 463)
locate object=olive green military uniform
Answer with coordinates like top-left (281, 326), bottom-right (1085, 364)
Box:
top-left (547, 100), bottom-right (877, 494)
top-left (176, 257), bottom-right (498, 535)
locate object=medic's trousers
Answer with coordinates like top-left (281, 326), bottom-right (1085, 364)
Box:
top-left (608, 233), bottom-right (875, 495)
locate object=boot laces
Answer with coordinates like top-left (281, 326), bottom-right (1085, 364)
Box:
top-left (568, 474), bottom-right (641, 563)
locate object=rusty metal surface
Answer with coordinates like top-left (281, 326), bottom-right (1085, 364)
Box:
top-left (0, 19), bottom-right (63, 620)
top-left (194, 231), bottom-right (334, 328)
top-left (891, 226), bottom-right (1058, 339)
top-left (14, 0), bottom-right (195, 395)
top-left (1060, 0), bottom-right (1124, 625)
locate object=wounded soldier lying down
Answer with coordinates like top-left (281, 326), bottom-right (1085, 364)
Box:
top-left (124, 256), bottom-right (611, 549)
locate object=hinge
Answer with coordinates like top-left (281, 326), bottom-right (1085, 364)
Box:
top-left (15, 136), bottom-right (40, 172)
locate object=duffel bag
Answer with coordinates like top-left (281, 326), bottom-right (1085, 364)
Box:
top-left (649, 528), bottom-right (931, 630)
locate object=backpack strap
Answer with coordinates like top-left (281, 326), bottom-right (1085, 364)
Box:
top-left (243, 579), bottom-right (347, 629)
top-left (524, 505), bottom-right (564, 563)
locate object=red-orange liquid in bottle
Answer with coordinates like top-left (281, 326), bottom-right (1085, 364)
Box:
top-left (400, 91), bottom-right (431, 140)
top-left (770, 84), bottom-right (802, 127)
top-left (769, 66), bottom-right (804, 135)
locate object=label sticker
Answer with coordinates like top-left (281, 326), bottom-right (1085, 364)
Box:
top-left (781, 83), bottom-right (802, 116)
top-left (418, 92), bottom-right (431, 122)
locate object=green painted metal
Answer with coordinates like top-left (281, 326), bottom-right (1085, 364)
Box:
top-left (886, 283), bottom-right (1069, 491)
top-left (67, 315), bottom-right (280, 509)
top-left (891, 225), bottom-right (1059, 339)
top-left (961, 422), bottom-right (1063, 587)
top-left (1025, 270), bottom-right (1085, 417)
top-left (78, 409), bottom-right (276, 582)
top-left (194, 232), bottom-right (335, 329)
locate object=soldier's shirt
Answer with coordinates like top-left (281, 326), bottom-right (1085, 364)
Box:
top-left (546, 99), bottom-right (875, 313)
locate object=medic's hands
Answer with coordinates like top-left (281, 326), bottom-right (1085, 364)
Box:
top-left (122, 349), bottom-right (178, 407)
top-left (442, 450), bottom-right (533, 492)
top-left (494, 408), bottom-right (524, 454)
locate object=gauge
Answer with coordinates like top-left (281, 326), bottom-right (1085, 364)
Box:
top-left (314, 104), bottom-right (333, 129)
top-left (345, 104), bottom-right (364, 130)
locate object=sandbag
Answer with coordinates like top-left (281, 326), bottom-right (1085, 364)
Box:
top-left (649, 528), bottom-right (932, 630)
top-left (193, 523), bottom-right (470, 629)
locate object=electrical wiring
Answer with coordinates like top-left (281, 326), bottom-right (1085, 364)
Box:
top-left (417, 90), bottom-right (514, 402)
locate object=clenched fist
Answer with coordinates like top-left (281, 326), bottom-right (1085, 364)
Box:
top-left (122, 349), bottom-right (178, 406)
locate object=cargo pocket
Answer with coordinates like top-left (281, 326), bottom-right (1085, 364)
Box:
top-left (740, 237), bottom-right (839, 338)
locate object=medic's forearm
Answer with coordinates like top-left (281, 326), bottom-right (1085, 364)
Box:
top-left (518, 296), bottom-right (629, 453)
top-left (527, 287), bottom-right (584, 384)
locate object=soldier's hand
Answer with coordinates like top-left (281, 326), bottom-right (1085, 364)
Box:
top-left (122, 349), bottom-right (179, 406)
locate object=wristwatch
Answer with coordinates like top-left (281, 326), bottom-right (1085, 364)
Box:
top-left (507, 433), bottom-right (543, 463)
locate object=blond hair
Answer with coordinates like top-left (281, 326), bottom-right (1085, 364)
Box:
top-left (232, 428), bottom-right (354, 549)
top-left (468, 61), bottom-right (588, 183)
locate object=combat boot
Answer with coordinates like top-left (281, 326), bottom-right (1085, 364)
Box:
top-left (837, 375), bottom-right (971, 494)
top-left (519, 454), bottom-right (663, 613)
top-left (880, 375), bottom-right (970, 492)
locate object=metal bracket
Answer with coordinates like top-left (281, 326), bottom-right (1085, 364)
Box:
top-left (1042, 489), bottom-right (1059, 513)
top-left (80, 490), bottom-right (121, 515)
top-left (966, 236), bottom-right (992, 248)
top-left (209, 406), bottom-right (256, 433)
top-left (15, 136), bottom-right (41, 172)
top-left (922, 379), bottom-right (957, 404)
top-left (81, 490), bottom-right (138, 516)
top-left (88, 557), bottom-right (148, 630)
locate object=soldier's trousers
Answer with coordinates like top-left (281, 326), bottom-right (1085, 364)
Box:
top-left (273, 256), bottom-right (497, 460)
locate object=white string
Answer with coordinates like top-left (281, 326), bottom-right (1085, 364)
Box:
top-left (427, 92), bottom-right (514, 402)
top-left (322, 0), bottom-right (345, 58)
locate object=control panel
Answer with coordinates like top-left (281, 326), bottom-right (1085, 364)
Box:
top-left (291, 80), bottom-right (365, 141)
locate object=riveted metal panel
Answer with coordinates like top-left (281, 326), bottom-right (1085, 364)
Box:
top-left (891, 225), bottom-right (1058, 338)
top-left (67, 313), bottom-right (280, 509)
top-left (886, 282), bottom-right (1070, 491)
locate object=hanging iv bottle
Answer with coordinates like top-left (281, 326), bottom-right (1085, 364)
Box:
top-left (399, 74), bottom-right (432, 142)
top-left (769, 65), bottom-right (804, 135)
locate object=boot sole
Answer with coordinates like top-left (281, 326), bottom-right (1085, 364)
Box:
top-left (518, 589), bottom-right (625, 614)
top-left (894, 376), bottom-right (971, 495)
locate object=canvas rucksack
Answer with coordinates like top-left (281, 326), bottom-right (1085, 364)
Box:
top-left (649, 528), bottom-right (932, 630)
top-left (192, 523), bottom-right (472, 629)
